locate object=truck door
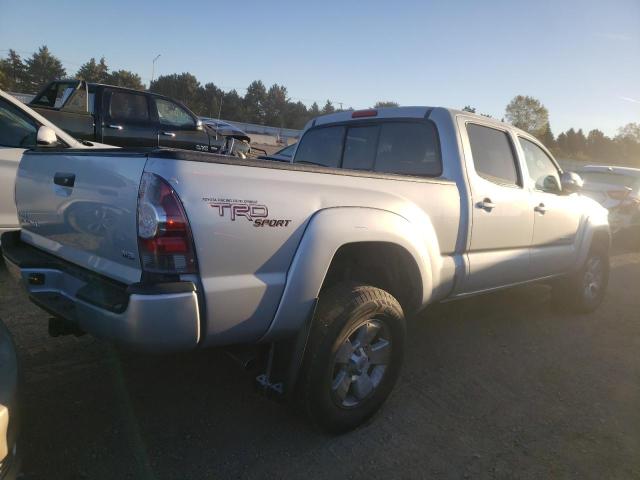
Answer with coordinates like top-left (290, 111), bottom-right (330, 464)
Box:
top-left (517, 137), bottom-right (581, 277)
top-left (152, 97), bottom-right (210, 152)
top-left (101, 89), bottom-right (158, 148)
top-left (459, 121), bottom-right (534, 293)
top-left (0, 97), bottom-right (38, 234)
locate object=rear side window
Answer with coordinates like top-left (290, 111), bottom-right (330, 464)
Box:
top-left (294, 126), bottom-right (345, 167)
top-left (467, 124), bottom-right (519, 186)
top-left (108, 91), bottom-right (149, 122)
top-left (375, 122), bottom-right (440, 176)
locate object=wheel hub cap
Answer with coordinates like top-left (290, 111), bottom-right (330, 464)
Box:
top-left (584, 256), bottom-right (604, 301)
top-left (331, 319), bottom-right (392, 408)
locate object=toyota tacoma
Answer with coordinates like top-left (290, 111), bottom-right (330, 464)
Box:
top-left (2, 107), bottom-right (610, 432)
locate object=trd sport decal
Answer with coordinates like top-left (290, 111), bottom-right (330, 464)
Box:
top-left (203, 197), bottom-right (292, 228)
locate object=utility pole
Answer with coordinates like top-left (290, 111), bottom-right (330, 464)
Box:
top-left (217, 94), bottom-right (224, 120)
top-left (150, 54), bottom-right (161, 85)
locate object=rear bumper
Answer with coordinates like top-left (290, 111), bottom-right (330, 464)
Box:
top-left (1, 231), bottom-right (200, 353)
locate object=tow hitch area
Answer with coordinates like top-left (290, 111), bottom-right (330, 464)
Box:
top-left (48, 317), bottom-right (85, 337)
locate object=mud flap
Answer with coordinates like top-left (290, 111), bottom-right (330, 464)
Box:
top-left (255, 298), bottom-right (318, 400)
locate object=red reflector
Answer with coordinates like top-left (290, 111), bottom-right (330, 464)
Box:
top-left (352, 109), bottom-right (378, 118)
top-left (143, 237), bottom-right (189, 254)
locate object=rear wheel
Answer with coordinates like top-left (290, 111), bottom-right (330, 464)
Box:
top-left (552, 244), bottom-right (609, 313)
top-left (298, 283), bottom-right (405, 433)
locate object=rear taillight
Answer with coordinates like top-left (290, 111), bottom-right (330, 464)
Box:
top-left (607, 189), bottom-right (631, 201)
top-left (137, 173), bottom-right (197, 274)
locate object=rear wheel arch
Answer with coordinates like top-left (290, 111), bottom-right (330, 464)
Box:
top-left (260, 207), bottom-right (435, 342)
top-left (589, 228), bottom-right (611, 254)
top-left (320, 242), bottom-right (423, 315)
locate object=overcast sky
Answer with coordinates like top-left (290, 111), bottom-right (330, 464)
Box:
top-left (1, 0), bottom-right (638, 135)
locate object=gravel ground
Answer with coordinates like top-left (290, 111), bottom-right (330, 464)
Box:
top-left (1, 239), bottom-right (639, 479)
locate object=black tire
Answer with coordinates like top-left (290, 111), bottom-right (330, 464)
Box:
top-left (552, 244), bottom-right (610, 313)
top-left (298, 283), bottom-right (405, 433)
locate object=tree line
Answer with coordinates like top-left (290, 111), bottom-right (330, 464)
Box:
top-left (464, 97), bottom-right (639, 167)
top-left (0, 46), bottom-right (340, 129)
top-left (502, 95), bottom-right (639, 167)
top-left (0, 46), bottom-right (638, 164)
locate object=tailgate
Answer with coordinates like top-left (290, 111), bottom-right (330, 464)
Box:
top-left (15, 150), bottom-right (148, 284)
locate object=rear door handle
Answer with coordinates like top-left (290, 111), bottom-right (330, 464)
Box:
top-left (54, 172), bottom-right (75, 188)
top-left (161, 131), bottom-right (176, 137)
top-left (477, 198), bottom-right (496, 211)
top-left (107, 124), bottom-right (123, 130)
top-left (534, 203), bottom-right (547, 214)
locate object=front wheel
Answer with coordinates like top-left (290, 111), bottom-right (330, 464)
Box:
top-left (552, 245), bottom-right (609, 313)
top-left (298, 283), bottom-right (406, 433)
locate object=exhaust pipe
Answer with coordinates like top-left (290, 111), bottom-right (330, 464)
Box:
top-left (222, 345), bottom-right (260, 370)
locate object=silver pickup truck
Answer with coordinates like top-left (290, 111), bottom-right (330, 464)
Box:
top-left (2, 107), bottom-right (610, 432)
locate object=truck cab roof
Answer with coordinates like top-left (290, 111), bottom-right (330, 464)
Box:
top-left (306, 106), bottom-right (528, 137)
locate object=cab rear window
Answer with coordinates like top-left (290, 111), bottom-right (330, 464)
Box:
top-left (294, 126), bottom-right (345, 168)
top-left (294, 120), bottom-right (441, 177)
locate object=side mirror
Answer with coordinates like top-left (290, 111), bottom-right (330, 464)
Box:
top-left (542, 175), bottom-right (561, 194)
top-left (195, 119), bottom-right (204, 131)
top-left (36, 125), bottom-right (58, 146)
top-left (560, 171), bottom-right (584, 194)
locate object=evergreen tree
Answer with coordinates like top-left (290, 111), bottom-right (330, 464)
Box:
top-left (321, 100), bottom-right (335, 115)
top-left (374, 101), bottom-right (399, 108)
top-left (586, 129), bottom-right (611, 161)
top-left (199, 82), bottom-right (224, 118)
top-left (106, 70), bottom-right (144, 90)
top-left (575, 129), bottom-right (587, 156)
top-left (308, 102), bottom-right (321, 117)
top-left (0, 49), bottom-right (28, 91)
top-left (555, 132), bottom-right (569, 155)
top-left (285, 101), bottom-right (309, 129)
top-left (24, 45), bottom-right (66, 92)
top-left (150, 73), bottom-right (200, 107)
top-left (538, 122), bottom-right (555, 149)
top-left (263, 84), bottom-right (288, 126)
top-left (220, 90), bottom-right (244, 121)
top-left (565, 128), bottom-right (579, 156)
top-left (76, 57), bottom-right (109, 83)
top-left (243, 80), bottom-right (267, 124)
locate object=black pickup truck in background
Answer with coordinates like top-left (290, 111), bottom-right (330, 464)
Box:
top-left (29, 80), bottom-right (215, 151)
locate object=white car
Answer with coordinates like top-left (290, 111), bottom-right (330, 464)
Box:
top-left (0, 90), bottom-right (114, 240)
top-left (576, 165), bottom-right (640, 234)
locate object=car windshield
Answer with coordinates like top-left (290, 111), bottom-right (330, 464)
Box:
top-left (277, 143), bottom-right (296, 157)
